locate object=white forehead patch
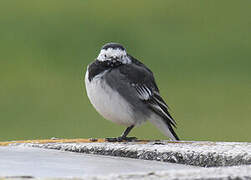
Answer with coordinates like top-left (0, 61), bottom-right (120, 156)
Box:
top-left (97, 48), bottom-right (131, 64)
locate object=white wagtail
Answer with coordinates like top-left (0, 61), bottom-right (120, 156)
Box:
top-left (85, 43), bottom-right (179, 141)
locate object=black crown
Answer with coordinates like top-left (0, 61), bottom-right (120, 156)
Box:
top-left (102, 42), bottom-right (125, 51)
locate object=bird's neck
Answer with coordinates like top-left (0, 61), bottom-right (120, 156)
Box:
top-left (87, 60), bottom-right (123, 82)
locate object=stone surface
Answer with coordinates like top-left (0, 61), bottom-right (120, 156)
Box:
top-left (78, 165), bottom-right (251, 180)
top-left (1, 140), bottom-right (251, 179)
top-left (18, 140), bottom-right (251, 167)
top-left (0, 146), bottom-right (193, 178)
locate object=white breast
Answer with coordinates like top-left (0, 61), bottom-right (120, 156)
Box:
top-left (85, 69), bottom-right (135, 126)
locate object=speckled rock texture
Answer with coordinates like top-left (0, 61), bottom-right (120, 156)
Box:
top-left (67, 165), bottom-right (251, 180)
top-left (2, 165), bottom-right (251, 180)
top-left (18, 141), bottom-right (251, 167)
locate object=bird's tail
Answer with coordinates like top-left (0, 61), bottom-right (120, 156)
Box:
top-left (149, 114), bottom-right (179, 141)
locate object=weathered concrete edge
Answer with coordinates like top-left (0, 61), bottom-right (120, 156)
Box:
top-left (15, 141), bottom-right (251, 167)
top-left (62, 164), bottom-right (251, 180)
top-left (1, 165), bottom-right (251, 180)
top-left (86, 165), bottom-right (251, 180)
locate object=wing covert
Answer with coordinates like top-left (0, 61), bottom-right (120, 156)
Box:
top-left (117, 55), bottom-right (177, 128)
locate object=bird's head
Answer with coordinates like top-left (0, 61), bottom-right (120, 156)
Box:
top-left (97, 43), bottom-right (131, 64)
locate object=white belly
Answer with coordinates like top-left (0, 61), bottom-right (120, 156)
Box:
top-left (85, 70), bottom-right (135, 126)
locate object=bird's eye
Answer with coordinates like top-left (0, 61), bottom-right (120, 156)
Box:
top-left (104, 54), bottom-right (107, 57)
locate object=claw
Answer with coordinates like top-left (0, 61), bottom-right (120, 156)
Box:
top-left (105, 137), bottom-right (137, 142)
top-left (105, 137), bottom-right (118, 142)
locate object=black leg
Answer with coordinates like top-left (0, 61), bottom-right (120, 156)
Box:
top-left (121, 125), bottom-right (134, 138)
top-left (105, 125), bottom-right (137, 142)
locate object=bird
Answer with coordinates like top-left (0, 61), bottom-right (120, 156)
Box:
top-left (85, 42), bottom-right (179, 141)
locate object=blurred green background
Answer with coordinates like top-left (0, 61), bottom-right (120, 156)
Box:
top-left (0, 0), bottom-right (250, 142)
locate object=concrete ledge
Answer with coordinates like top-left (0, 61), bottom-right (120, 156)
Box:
top-left (1, 139), bottom-right (251, 179)
top-left (13, 140), bottom-right (251, 167)
top-left (62, 165), bottom-right (251, 180)
top-left (2, 166), bottom-right (251, 180)
top-left (0, 146), bottom-right (193, 179)
top-left (86, 165), bottom-right (251, 180)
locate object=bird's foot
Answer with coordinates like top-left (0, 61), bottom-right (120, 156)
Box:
top-left (117, 136), bottom-right (137, 142)
top-left (105, 136), bottom-right (137, 142)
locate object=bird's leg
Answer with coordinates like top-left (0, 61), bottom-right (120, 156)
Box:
top-left (105, 125), bottom-right (137, 142)
top-left (118, 125), bottom-right (137, 141)
top-left (121, 125), bottom-right (135, 138)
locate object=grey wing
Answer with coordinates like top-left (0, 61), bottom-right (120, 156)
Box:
top-left (133, 83), bottom-right (177, 128)
top-left (118, 60), bottom-right (177, 128)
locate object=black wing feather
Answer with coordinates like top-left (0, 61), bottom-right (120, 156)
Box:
top-left (118, 55), bottom-right (178, 133)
